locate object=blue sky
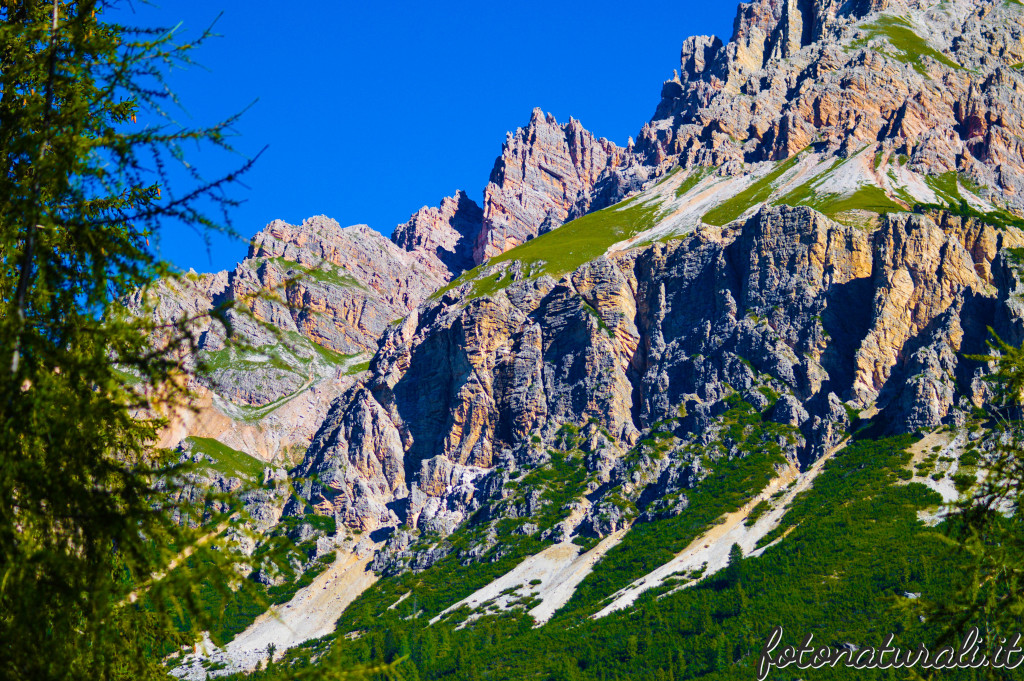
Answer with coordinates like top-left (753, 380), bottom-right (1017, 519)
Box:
top-left (115, 1), bottom-right (737, 273)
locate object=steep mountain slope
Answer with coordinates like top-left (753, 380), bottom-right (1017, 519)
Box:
top-left (298, 197), bottom-right (1022, 562)
top-left (154, 0), bottom-right (1024, 677)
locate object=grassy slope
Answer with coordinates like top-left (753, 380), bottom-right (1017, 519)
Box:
top-left (702, 155), bottom-right (802, 227)
top-left (775, 178), bottom-right (905, 219)
top-left (914, 173), bottom-right (1024, 231)
top-left (186, 436), bottom-right (266, 480)
top-left (197, 330), bottom-right (365, 423)
top-left (434, 192), bottom-right (664, 301)
top-left (850, 15), bottom-right (960, 74)
top-left (675, 166), bottom-right (712, 198)
top-left (434, 149), bottom-right (1017, 308)
top-left (200, 331), bottom-right (356, 376)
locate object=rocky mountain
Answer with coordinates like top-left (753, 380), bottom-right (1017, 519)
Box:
top-left (636, 0), bottom-right (1024, 199)
top-left (297, 197), bottom-right (1022, 556)
top-left (474, 108), bottom-right (632, 261)
top-left (138, 214), bottom-right (462, 465)
top-left (392, 109), bottom-right (638, 270)
top-left (156, 0), bottom-right (1024, 677)
top-left (396, 0), bottom-right (1024, 271)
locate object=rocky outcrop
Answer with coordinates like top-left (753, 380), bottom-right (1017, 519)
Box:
top-left (636, 0), bottom-right (1024, 210)
top-left (291, 385), bottom-right (409, 533)
top-left (852, 212), bottom-right (989, 405)
top-left (873, 211), bottom-right (1024, 429)
top-left (142, 214), bottom-right (464, 465)
top-left (237, 216), bottom-right (451, 354)
top-left (124, 269), bottom-right (230, 363)
top-left (166, 443), bottom-right (289, 532)
top-left (474, 109), bottom-right (628, 262)
top-left (392, 190), bottom-right (484, 278)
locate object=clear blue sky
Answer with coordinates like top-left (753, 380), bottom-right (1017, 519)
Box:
top-left (114, 1), bottom-right (737, 274)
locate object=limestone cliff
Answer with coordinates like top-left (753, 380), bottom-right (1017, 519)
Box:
top-left (140, 214), bottom-right (462, 464)
top-left (293, 200), bottom-right (1022, 557)
top-left (237, 216), bottom-right (450, 355)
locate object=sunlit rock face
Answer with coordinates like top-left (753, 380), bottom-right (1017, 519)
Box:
top-left (147, 0), bottom-right (1024, 594)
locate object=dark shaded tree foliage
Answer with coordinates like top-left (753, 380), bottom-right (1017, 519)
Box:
top-left (0, 1), bottom-right (256, 678)
top-left (914, 335), bottom-right (1024, 679)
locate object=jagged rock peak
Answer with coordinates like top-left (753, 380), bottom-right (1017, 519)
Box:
top-left (249, 214), bottom-right (351, 262)
top-left (473, 108), bottom-right (627, 263)
top-left (392, 190), bottom-right (483, 278)
top-left (637, 0), bottom-right (1024, 206)
top-left (730, 0), bottom-right (892, 66)
top-left (658, 0), bottom-right (893, 96)
top-left (646, 0), bottom-right (902, 137)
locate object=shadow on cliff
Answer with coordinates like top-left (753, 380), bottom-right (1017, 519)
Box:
top-left (819, 275), bottom-right (875, 400)
top-left (874, 291), bottom-right (996, 431)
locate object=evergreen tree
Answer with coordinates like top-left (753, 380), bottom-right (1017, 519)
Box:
top-left (923, 335), bottom-right (1024, 678)
top-left (625, 634), bottom-right (638, 661)
top-left (724, 543), bottom-right (744, 587)
top-left (0, 2), bottom-right (257, 679)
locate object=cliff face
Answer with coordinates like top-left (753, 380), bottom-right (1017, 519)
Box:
top-left (290, 201), bottom-right (1023, 557)
top-left (141, 214), bottom-right (465, 463)
top-left (237, 216), bottom-right (451, 355)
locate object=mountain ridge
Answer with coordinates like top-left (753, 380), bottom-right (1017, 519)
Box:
top-left (154, 1), bottom-right (1024, 676)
